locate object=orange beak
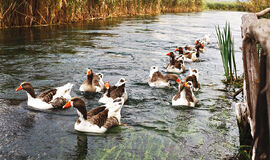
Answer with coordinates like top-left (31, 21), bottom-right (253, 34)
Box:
top-left (184, 82), bottom-right (188, 87)
top-left (16, 85), bottom-right (23, 91)
top-left (166, 53), bottom-right (171, 56)
top-left (176, 78), bottom-right (181, 83)
top-left (105, 83), bottom-right (110, 89)
top-left (63, 101), bottom-right (72, 109)
top-left (87, 70), bottom-right (91, 75)
top-left (175, 48), bottom-right (179, 51)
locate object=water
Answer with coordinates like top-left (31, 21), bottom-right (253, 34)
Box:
top-left (0, 11), bottom-right (245, 159)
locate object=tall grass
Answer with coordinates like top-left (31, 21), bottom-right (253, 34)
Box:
top-left (242, 0), bottom-right (270, 12)
top-left (0, 0), bottom-right (203, 28)
top-left (205, 0), bottom-right (246, 11)
top-left (215, 22), bottom-right (237, 83)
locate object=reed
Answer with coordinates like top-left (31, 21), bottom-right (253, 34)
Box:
top-left (0, 0), bottom-right (203, 28)
top-left (215, 22), bottom-right (237, 83)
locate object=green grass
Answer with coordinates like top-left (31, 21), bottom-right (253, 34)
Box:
top-left (204, 0), bottom-right (246, 11)
top-left (216, 22), bottom-right (238, 83)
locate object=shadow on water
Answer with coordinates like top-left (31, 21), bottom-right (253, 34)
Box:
top-left (0, 11), bottom-right (246, 159)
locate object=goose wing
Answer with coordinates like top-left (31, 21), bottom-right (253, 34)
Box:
top-left (88, 109), bottom-right (109, 128)
top-left (38, 89), bottom-right (57, 103)
top-left (104, 117), bottom-right (119, 129)
top-left (87, 106), bottom-right (106, 118)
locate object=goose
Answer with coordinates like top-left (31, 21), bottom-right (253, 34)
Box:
top-left (172, 81), bottom-right (198, 107)
top-left (184, 45), bottom-right (197, 52)
top-left (185, 74), bottom-right (200, 92)
top-left (148, 66), bottom-right (180, 88)
top-left (63, 97), bottom-right (124, 133)
top-left (195, 40), bottom-right (205, 53)
top-left (79, 68), bottom-right (104, 93)
top-left (16, 82), bottom-right (73, 109)
top-left (166, 52), bottom-right (185, 73)
top-left (189, 68), bottom-right (200, 82)
top-left (197, 35), bottom-right (210, 45)
top-left (99, 78), bottom-right (128, 104)
top-left (175, 47), bottom-right (198, 62)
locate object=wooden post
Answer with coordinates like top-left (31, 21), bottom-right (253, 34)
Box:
top-left (240, 8), bottom-right (270, 159)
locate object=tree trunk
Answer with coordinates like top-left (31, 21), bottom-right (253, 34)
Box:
top-left (240, 8), bottom-right (270, 159)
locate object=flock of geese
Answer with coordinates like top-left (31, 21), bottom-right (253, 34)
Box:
top-left (16, 35), bottom-right (210, 134)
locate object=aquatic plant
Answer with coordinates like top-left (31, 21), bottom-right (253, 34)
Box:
top-left (215, 22), bottom-right (237, 83)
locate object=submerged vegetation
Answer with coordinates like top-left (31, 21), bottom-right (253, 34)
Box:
top-left (215, 22), bottom-right (238, 84)
top-left (0, 0), bottom-right (203, 28)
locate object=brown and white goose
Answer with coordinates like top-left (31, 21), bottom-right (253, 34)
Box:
top-left (63, 97), bottom-right (124, 133)
top-left (99, 78), bottom-right (128, 104)
top-left (79, 68), bottom-right (104, 93)
top-left (148, 66), bottom-right (180, 88)
top-left (185, 68), bottom-right (200, 92)
top-left (175, 47), bottom-right (198, 62)
top-left (166, 52), bottom-right (185, 73)
top-left (195, 40), bottom-right (205, 53)
top-left (172, 81), bottom-right (198, 107)
top-left (16, 82), bottom-right (73, 110)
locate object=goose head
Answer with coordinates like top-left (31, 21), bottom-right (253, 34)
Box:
top-left (63, 97), bottom-right (87, 120)
top-left (16, 82), bottom-right (36, 98)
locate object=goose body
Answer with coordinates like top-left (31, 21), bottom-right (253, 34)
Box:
top-left (99, 78), bottom-right (128, 104)
top-left (63, 97), bottom-right (124, 133)
top-left (148, 66), bottom-right (179, 88)
top-left (79, 69), bottom-right (104, 93)
top-left (166, 52), bottom-right (185, 73)
top-left (16, 82), bottom-right (73, 110)
top-left (172, 81), bottom-right (197, 107)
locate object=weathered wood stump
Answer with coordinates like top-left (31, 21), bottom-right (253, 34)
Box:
top-left (238, 7), bottom-right (270, 160)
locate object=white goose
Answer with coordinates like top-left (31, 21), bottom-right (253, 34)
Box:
top-left (172, 81), bottom-right (198, 107)
top-left (16, 82), bottom-right (73, 110)
top-left (148, 66), bottom-right (179, 88)
top-left (166, 52), bottom-right (185, 73)
top-left (185, 68), bottom-right (200, 92)
top-left (79, 68), bottom-right (104, 93)
top-left (63, 97), bottom-right (124, 133)
top-left (99, 78), bottom-right (128, 104)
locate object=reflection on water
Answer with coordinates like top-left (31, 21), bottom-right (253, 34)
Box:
top-left (0, 11), bottom-right (245, 159)
top-left (74, 134), bottom-right (88, 160)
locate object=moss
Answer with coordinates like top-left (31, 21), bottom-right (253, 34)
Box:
top-left (221, 77), bottom-right (243, 88)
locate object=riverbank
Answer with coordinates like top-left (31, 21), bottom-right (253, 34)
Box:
top-left (205, 0), bottom-right (246, 11)
top-left (0, 0), bottom-right (268, 29)
top-left (205, 0), bottom-right (269, 12)
top-left (0, 0), bottom-right (202, 29)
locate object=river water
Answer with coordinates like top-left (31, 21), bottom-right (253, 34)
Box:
top-left (0, 11), bottom-right (245, 159)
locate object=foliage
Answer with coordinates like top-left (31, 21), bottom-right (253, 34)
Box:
top-left (0, 0), bottom-right (203, 28)
top-left (242, 0), bottom-right (270, 13)
top-left (216, 22), bottom-right (238, 83)
top-left (205, 0), bottom-right (246, 11)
